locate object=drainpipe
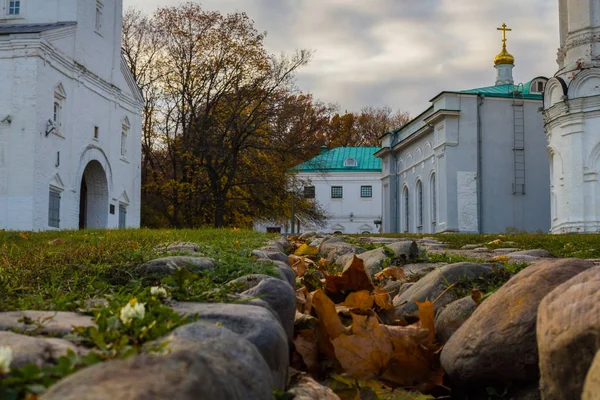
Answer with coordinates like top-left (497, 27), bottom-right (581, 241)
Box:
top-left (477, 95), bottom-right (484, 233)
top-left (392, 153), bottom-right (398, 233)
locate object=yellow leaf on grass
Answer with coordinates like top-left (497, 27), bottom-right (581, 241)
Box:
top-left (332, 313), bottom-right (393, 380)
top-left (373, 287), bottom-right (395, 310)
top-left (19, 232), bottom-right (30, 240)
top-left (48, 238), bottom-right (63, 246)
top-left (342, 290), bottom-right (373, 310)
top-left (295, 243), bottom-right (319, 256)
top-left (374, 266), bottom-right (406, 281)
top-left (487, 239), bottom-right (502, 245)
top-left (490, 255), bottom-right (509, 262)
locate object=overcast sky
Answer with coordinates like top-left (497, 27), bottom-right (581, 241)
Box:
top-left (122, 0), bottom-right (560, 117)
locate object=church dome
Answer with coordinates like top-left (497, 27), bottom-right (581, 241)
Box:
top-left (494, 48), bottom-right (515, 65)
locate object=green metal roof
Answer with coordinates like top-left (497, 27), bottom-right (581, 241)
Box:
top-left (293, 147), bottom-right (382, 172)
top-left (460, 78), bottom-right (545, 100)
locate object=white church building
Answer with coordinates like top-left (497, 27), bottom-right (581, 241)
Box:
top-left (544, 0), bottom-right (600, 233)
top-left (376, 26), bottom-right (551, 234)
top-left (0, 0), bottom-right (143, 230)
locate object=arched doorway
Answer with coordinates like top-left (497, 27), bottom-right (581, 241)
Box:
top-left (79, 160), bottom-right (108, 229)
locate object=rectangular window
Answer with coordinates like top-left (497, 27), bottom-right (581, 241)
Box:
top-left (48, 189), bottom-right (60, 228)
top-left (360, 185), bottom-right (372, 198)
top-left (8, 0), bottom-right (20, 15)
top-left (118, 204), bottom-right (126, 228)
top-left (331, 186), bottom-right (343, 199)
top-left (121, 129), bottom-right (127, 157)
top-left (94, 126), bottom-right (99, 139)
top-left (303, 186), bottom-right (315, 199)
top-left (95, 1), bottom-right (103, 33)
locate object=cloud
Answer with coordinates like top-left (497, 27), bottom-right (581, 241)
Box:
top-left (123, 0), bottom-right (560, 116)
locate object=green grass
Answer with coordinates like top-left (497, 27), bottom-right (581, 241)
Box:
top-left (0, 228), bottom-right (278, 312)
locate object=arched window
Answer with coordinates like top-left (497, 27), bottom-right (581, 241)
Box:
top-left (416, 180), bottom-right (423, 228)
top-left (431, 173), bottom-right (437, 225)
top-left (530, 79), bottom-right (546, 94)
top-left (403, 186), bottom-right (409, 232)
top-left (121, 117), bottom-right (130, 158)
top-left (343, 158), bottom-right (358, 167)
top-left (53, 83), bottom-right (66, 135)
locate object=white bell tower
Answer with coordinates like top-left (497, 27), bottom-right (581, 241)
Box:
top-left (543, 0), bottom-right (600, 233)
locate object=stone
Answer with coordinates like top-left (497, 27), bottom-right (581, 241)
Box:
top-left (0, 310), bottom-right (95, 336)
top-left (493, 247), bottom-right (521, 254)
top-left (299, 231), bottom-right (317, 240)
top-left (273, 236), bottom-right (291, 253)
top-left (509, 384), bottom-right (541, 400)
top-left (434, 296), bottom-right (477, 344)
top-left (386, 241), bottom-right (419, 261)
top-left (461, 244), bottom-right (481, 250)
top-left (251, 249), bottom-right (290, 265)
top-left (43, 337), bottom-right (273, 400)
top-left (227, 274), bottom-right (276, 292)
top-left (154, 242), bottom-right (200, 253)
top-left (169, 302), bottom-right (288, 390)
top-left (356, 247), bottom-right (387, 277)
top-left (287, 373), bottom-right (340, 400)
top-left (506, 254), bottom-right (540, 262)
top-left (537, 265), bottom-right (600, 400)
top-left (441, 258), bottom-right (594, 387)
top-left (326, 244), bottom-right (360, 264)
top-left (135, 256), bottom-right (216, 276)
top-left (383, 281), bottom-right (403, 299)
top-left (403, 262), bottom-right (446, 277)
top-left (241, 278), bottom-right (296, 341)
top-left (509, 249), bottom-right (554, 258)
top-left (393, 262), bottom-right (493, 318)
top-left (0, 331), bottom-right (80, 369)
top-left (473, 247), bottom-right (491, 253)
top-left (583, 350), bottom-right (600, 400)
top-left (256, 259), bottom-right (295, 287)
top-left (319, 236), bottom-right (351, 255)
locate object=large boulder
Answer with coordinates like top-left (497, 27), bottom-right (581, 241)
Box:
top-left (356, 247), bottom-right (387, 277)
top-left (0, 331), bottom-right (80, 369)
top-left (135, 256), bottom-right (216, 276)
top-left (256, 259), bottom-right (295, 287)
top-left (227, 274), bottom-right (278, 292)
top-left (386, 241), bottom-right (419, 261)
top-left (42, 337), bottom-right (273, 400)
top-left (402, 262), bottom-right (446, 278)
top-left (509, 249), bottom-right (554, 258)
top-left (393, 262), bottom-right (493, 317)
top-left (169, 302), bottom-right (289, 389)
top-left (251, 250), bottom-right (290, 265)
top-left (434, 296), bottom-right (477, 344)
top-left (241, 278), bottom-right (296, 341)
top-left (441, 258), bottom-right (593, 387)
top-left (154, 242), bottom-right (200, 254)
top-left (583, 350), bottom-right (600, 400)
top-left (537, 265), bottom-right (600, 400)
top-left (0, 310), bottom-right (95, 336)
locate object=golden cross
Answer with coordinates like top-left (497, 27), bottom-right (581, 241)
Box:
top-left (497, 23), bottom-right (512, 48)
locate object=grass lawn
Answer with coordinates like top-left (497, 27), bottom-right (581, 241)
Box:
top-left (0, 228), bottom-right (278, 312)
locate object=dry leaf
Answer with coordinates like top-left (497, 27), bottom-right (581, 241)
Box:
top-left (292, 258), bottom-right (308, 278)
top-left (374, 266), bottom-right (406, 281)
top-left (325, 256), bottom-right (374, 293)
top-left (48, 238), bottom-right (63, 246)
top-left (318, 257), bottom-right (330, 270)
top-left (341, 290), bottom-right (373, 310)
top-left (332, 313), bottom-right (393, 380)
top-left (295, 243), bottom-right (319, 256)
top-left (471, 288), bottom-right (484, 306)
top-left (373, 287), bottom-right (395, 311)
top-left (414, 298), bottom-right (435, 347)
top-left (313, 289), bottom-right (347, 340)
top-left (19, 232), bottom-right (30, 240)
top-left (294, 329), bottom-right (318, 371)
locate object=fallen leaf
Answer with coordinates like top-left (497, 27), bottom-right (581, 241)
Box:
top-left (312, 289), bottom-right (347, 340)
top-left (318, 257), bottom-right (330, 271)
top-left (325, 256), bottom-right (374, 293)
top-left (471, 288), bottom-right (484, 306)
top-left (414, 298), bottom-right (435, 347)
top-left (294, 329), bottom-right (318, 371)
top-left (374, 266), bottom-right (406, 281)
top-left (487, 239), bottom-right (502, 245)
top-left (48, 238), bottom-right (63, 246)
top-left (341, 290), bottom-right (373, 310)
top-left (373, 287), bottom-right (395, 311)
top-left (291, 257), bottom-right (308, 278)
top-left (19, 232), bottom-right (30, 240)
top-left (490, 255), bottom-right (510, 262)
top-left (295, 243), bottom-right (319, 256)
top-left (332, 313), bottom-right (393, 380)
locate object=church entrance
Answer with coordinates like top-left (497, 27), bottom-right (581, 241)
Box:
top-left (78, 160), bottom-right (108, 229)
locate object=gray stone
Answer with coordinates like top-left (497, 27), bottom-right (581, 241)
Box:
top-left (538, 265), bottom-right (600, 400)
top-left (227, 274), bottom-right (276, 292)
top-left (154, 242), bottom-right (200, 253)
top-left (169, 302), bottom-right (288, 390)
top-left (403, 262), bottom-right (446, 277)
top-left (583, 350), bottom-right (600, 400)
top-left (299, 231), bottom-right (317, 240)
top-left (308, 238), bottom-right (324, 247)
top-left (287, 373), bottom-right (340, 400)
top-left (319, 236), bottom-right (350, 255)
top-left (241, 278), bottom-right (296, 341)
top-left (473, 247), bottom-right (492, 253)
top-left (442, 258), bottom-right (594, 387)
top-left (251, 249), bottom-right (290, 265)
top-left (0, 331), bottom-right (80, 369)
top-left (0, 310), bottom-right (95, 336)
top-left (506, 254), bottom-right (540, 262)
top-left (135, 256), bottom-right (216, 276)
top-left (256, 259), bottom-right (295, 287)
top-left (383, 281), bottom-right (403, 299)
top-left (393, 262), bottom-right (493, 318)
top-left (461, 244), bottom-right (481, 250)
top-left (509, 249), bottom-right (555, 258)
top-left (435, 296), bottom-right (477, 344)
top-left (326, 244), bottom-right (359, 264)
top-left (42, 337), bottom-right (273, 400)
top-left (396, 282), bottom-right (415, 298)
top-left (493, 247), bottom-right (521, 254)
top-left (356, 247), bottom-right (387, 277)
top-left (386, 240), bottom-right (420, 261)
top-left (273, 236), bottom-right (291, 253)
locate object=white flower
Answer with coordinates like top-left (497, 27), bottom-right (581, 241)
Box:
top-left (150, 286), bottom-right (168, 299)
top-left (0, 346), bottom-right (13, 374)
top-left (119, 298), bottom-right (146, 325)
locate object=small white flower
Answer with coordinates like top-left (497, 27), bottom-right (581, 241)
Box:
top-left (120, 298), bottom-right (146, 325)
top-left (150, 286), bottom-right (168, 299)
top-left (0, 346), bottom-right (13, 374)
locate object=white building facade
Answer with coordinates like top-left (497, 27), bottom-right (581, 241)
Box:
top-left (294, 147), bottom-right (383, 235)
top-left (0, 0), bottom-right (143, 230)
top-left (377, 32), bottom-right (551, 234)
top-left (543, 0), bottom-right (600, 233)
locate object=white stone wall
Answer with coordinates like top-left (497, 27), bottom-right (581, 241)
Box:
top-left (295, 171), bottom-right (383, 234)
top-left (0, 0), bottom-right (142, 231)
